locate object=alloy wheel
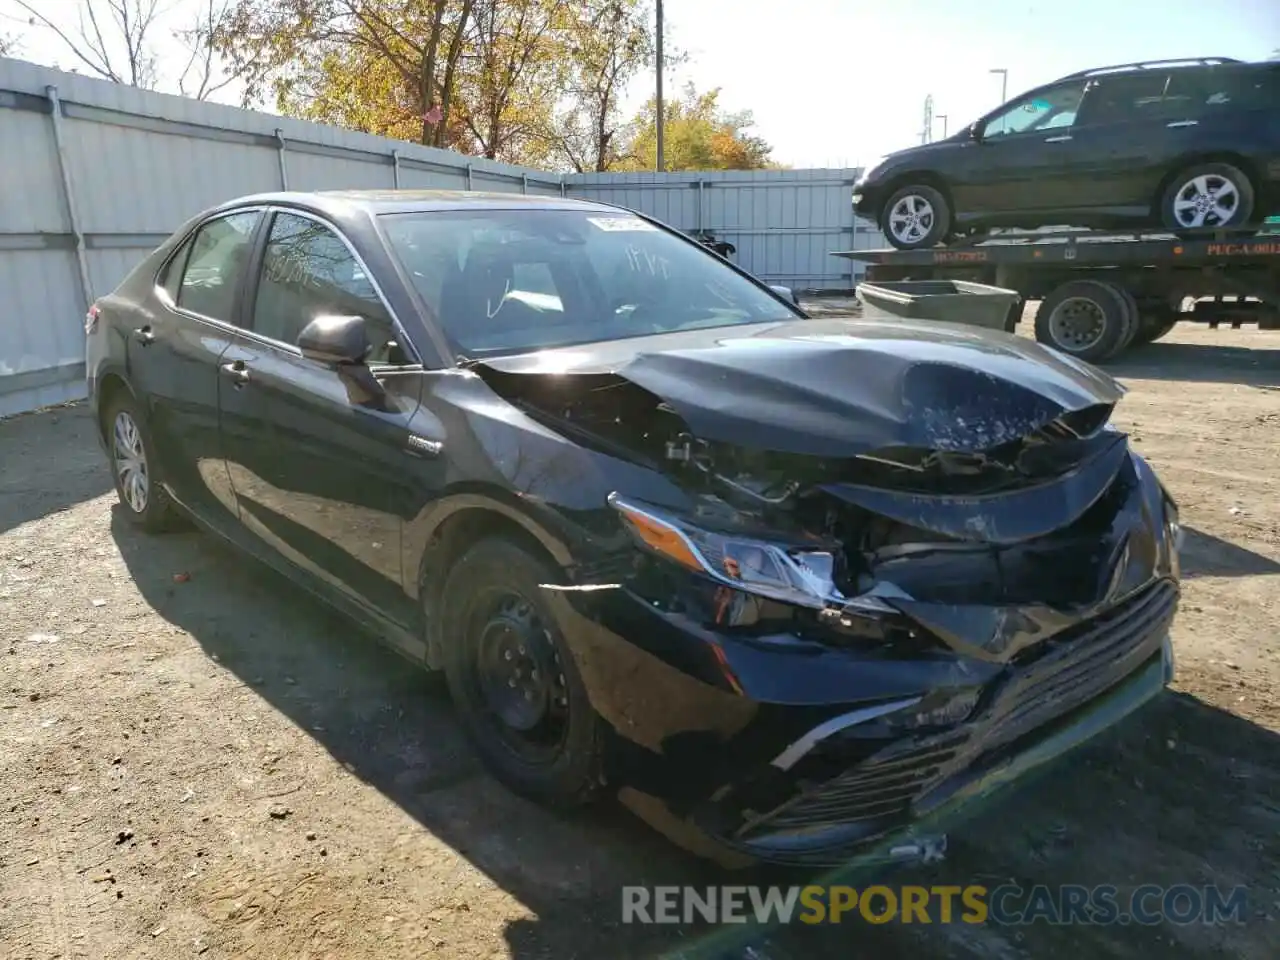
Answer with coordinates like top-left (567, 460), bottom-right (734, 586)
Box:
top-left (888, 194), bottom-right (935, 245)
top-left (1047, 296), bottom-right (1106, 353)
top-left (1171, 174), bottom-right (1239, 229)
top-left (112, 411), bottom-right (150, 514)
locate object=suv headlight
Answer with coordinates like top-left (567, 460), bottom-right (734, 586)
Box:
top-left (610, 494), bottom-right (839, 610)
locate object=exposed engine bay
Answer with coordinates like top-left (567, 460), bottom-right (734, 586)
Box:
top-left (472, 348), bottom-right (1138, 618)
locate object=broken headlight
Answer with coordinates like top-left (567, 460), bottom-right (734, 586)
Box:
top-left (609, 493), bottom-right (839, 610)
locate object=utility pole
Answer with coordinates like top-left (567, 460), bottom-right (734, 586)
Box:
top-left (990, 67), bottom-right (1008, 103)
top-left (921, 94), bottom-right (933, 145)
top-left (655, 0), bottom-right (665, 171)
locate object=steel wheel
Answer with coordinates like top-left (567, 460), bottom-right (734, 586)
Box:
top-left (466, 589), bottom-right (570, 764)
top-left (1170, 173), bottom-right (1241, 229)
top-left (112, 410), bottom-right (150, 514)
top-left (1047, 296), bottom-right (1107, 353)
top-left (887, 194), bottom-right (936, 246)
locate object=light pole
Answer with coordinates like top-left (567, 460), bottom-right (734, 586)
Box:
top-left (990, 67), bottom-right (1008, 103)
top-left (936, 114), bottom-right (948, 138)
top-left (655, 0), bottom-right (665, 171)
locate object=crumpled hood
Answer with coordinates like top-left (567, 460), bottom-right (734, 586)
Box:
top-left (474, 318), bottom-right (1124, 457)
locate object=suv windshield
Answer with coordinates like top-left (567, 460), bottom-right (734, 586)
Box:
top-left (379, 208), bottom-right (797, 357)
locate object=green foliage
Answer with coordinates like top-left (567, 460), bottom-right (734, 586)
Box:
top-left (619, 82), bottom-right (775, 171)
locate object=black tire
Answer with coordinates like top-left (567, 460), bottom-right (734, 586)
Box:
top-left (880, 184), bottom-right (952, 250)
top-left (1034, 280), bottom-right (1130, 363)
top-left (102, 391), bottom-right (181, 533)
top-left (1101, 281), bottom-right (1140, 352)
top-left (1133, 310), bottom-right (1178, 346)
top-left (1160, 162), bottom-right (1255, 234)
top-left (440, 537), bottom-right (608, 808)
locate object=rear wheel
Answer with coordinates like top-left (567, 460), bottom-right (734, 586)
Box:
top-left (1034, 280), bottom-right (1130, 363)
top-left (103, 392), bottom-right (180, 532)
top-left (440, 537), bottom-right (608, 808)
top-left (1160, 162), bottom-right (1254, 233)
top-left (881, 184), bottom-right (952, 250)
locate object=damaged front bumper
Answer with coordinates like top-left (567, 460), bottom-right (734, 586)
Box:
top-left (696, 582), bottom-right (1177, 866)
top-left (555, 447), bottom-right (1180, 867)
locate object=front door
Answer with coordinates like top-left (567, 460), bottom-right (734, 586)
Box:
top-left (217, 209), bottom-right (427, 631)
top-left (130, 209), bottom-right (262, 530)
top-left (949, 80), bottom-right (1089, 218)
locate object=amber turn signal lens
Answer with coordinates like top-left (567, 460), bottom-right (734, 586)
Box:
top-left (615, 504), bottom-right (703, 571)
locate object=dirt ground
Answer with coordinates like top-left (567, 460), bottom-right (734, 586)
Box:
top-left (2, 322), bottom-right (1279, 960)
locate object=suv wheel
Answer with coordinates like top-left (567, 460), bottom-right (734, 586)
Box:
top-left (881, 185), bottom-right (951, 250)
top-left (1161, 163), bottom-right (1254, 233)
top-left (1035, 280), bottom-right (1130, 363)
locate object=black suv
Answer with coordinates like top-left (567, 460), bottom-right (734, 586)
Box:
top-left (853, 57), bottom-right (1280, 249)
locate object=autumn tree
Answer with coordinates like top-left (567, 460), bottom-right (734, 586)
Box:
top-left (620, 83), bottom-right (774, 172)
top-left (454, 0), bottom-right (566, 163)
top-left (543, 0), bottom-right (652, 172)
top-left (214, 0), bottom-right (477, 148)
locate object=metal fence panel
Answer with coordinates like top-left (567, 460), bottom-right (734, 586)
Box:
top-left (563, 169), bottom-right (886, 293)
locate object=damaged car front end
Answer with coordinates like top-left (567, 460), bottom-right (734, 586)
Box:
top-left (468, 319), bottom-right (1181, 867)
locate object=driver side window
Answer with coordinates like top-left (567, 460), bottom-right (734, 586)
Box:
top-left (982, 81), bottom-right (1086, 138)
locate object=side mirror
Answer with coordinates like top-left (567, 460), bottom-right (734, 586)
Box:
top-left (968, 122), bottom-right (982, 141)
top-left (770, 284), bottom-right (800, 306)
top-left (297, 315), bottom-right (371, 366)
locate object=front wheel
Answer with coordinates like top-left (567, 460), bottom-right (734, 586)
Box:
top-left (1161, 163), bottom-right (1255, 233)
top-left (440, 537), bottom-right (608, 808)
top-left (880, 184), bottom-right (952, 250)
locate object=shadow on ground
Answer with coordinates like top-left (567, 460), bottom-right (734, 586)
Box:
top-left (1110, 341), bottom-right (1280, 387)
top-left (1180, 526), bottom-right (1280, 579)
top-left (111, 510), bottom-right (1280, 960)
top-left (0, 404), bottom-right (112, 535)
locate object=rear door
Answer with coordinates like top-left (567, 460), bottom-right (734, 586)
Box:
top-left (130, 208), bottom-right (263, 530)
top-left (218, 208), bottom-right (428, 631)
top-left (1053, 71), bottom-right (1175, 213)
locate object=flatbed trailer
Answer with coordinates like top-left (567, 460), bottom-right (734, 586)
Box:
top-left (833, 226), bottom-right (1280, 362)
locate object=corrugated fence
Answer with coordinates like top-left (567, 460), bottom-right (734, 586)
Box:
top-left (0, 57), bottom-right (880, 417)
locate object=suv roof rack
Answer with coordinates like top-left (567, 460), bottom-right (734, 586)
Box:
top-left (1061, 57), bottom-right (1242, 80)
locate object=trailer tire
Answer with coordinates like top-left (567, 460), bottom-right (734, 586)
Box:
top-left (1100, 281), bottom-right (1140, 351)
top-left (1035, 280), bottom-right (1130, 363)
top-left (1133, 306), bottom-right (1179, 345)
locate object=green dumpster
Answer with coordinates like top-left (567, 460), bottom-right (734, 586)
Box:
top-left (856, 279), bottom-right (1022, 332)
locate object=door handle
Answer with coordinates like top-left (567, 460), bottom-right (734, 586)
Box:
top-left (1166, 120), bottom-right (1198, 129)
top-left (219, 360), bottom-right (250, 386)
top-left (1044, 135), bottom-right (1073, 143)
top-left (132, 326), bottom-right (155, 346)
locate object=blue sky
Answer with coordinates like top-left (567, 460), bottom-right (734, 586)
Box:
top-left (4, 0), bottom-right (1278, 168)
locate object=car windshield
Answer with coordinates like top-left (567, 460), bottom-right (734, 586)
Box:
top-left (379, 208), bottom-right (798, 357)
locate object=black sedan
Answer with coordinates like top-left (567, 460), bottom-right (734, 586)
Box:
top-left (86, 191), bottom-right (1180, 866)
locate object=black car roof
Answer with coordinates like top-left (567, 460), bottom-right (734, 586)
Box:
top-left (213, 189), bottom-right (621, 221)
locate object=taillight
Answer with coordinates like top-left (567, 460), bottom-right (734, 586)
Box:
top-left (85, 303), bottom-right (101, 334)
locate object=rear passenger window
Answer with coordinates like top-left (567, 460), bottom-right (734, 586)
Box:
top-left (157, 237), bottom-right (192, 302)
top-left (176, 211), bottom-right (261, 324)
top-left (1078, 74), bottom-right (1170, 126)
top-left (1164, 67), bottom-right (1275, 115)
top-left (252, 212), bottom-right (403, 364)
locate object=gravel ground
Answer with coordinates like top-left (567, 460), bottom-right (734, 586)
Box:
top-left (2, 322), bottom-right (1278, 960)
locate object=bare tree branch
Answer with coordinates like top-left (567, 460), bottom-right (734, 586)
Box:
top-left (176, 0), bottom-right (243, 100)
top-left (16, 0), bottom-right (161, 88)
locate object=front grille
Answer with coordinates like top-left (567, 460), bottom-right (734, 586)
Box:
top-left (737, 580), bottom-right (1177, 841)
